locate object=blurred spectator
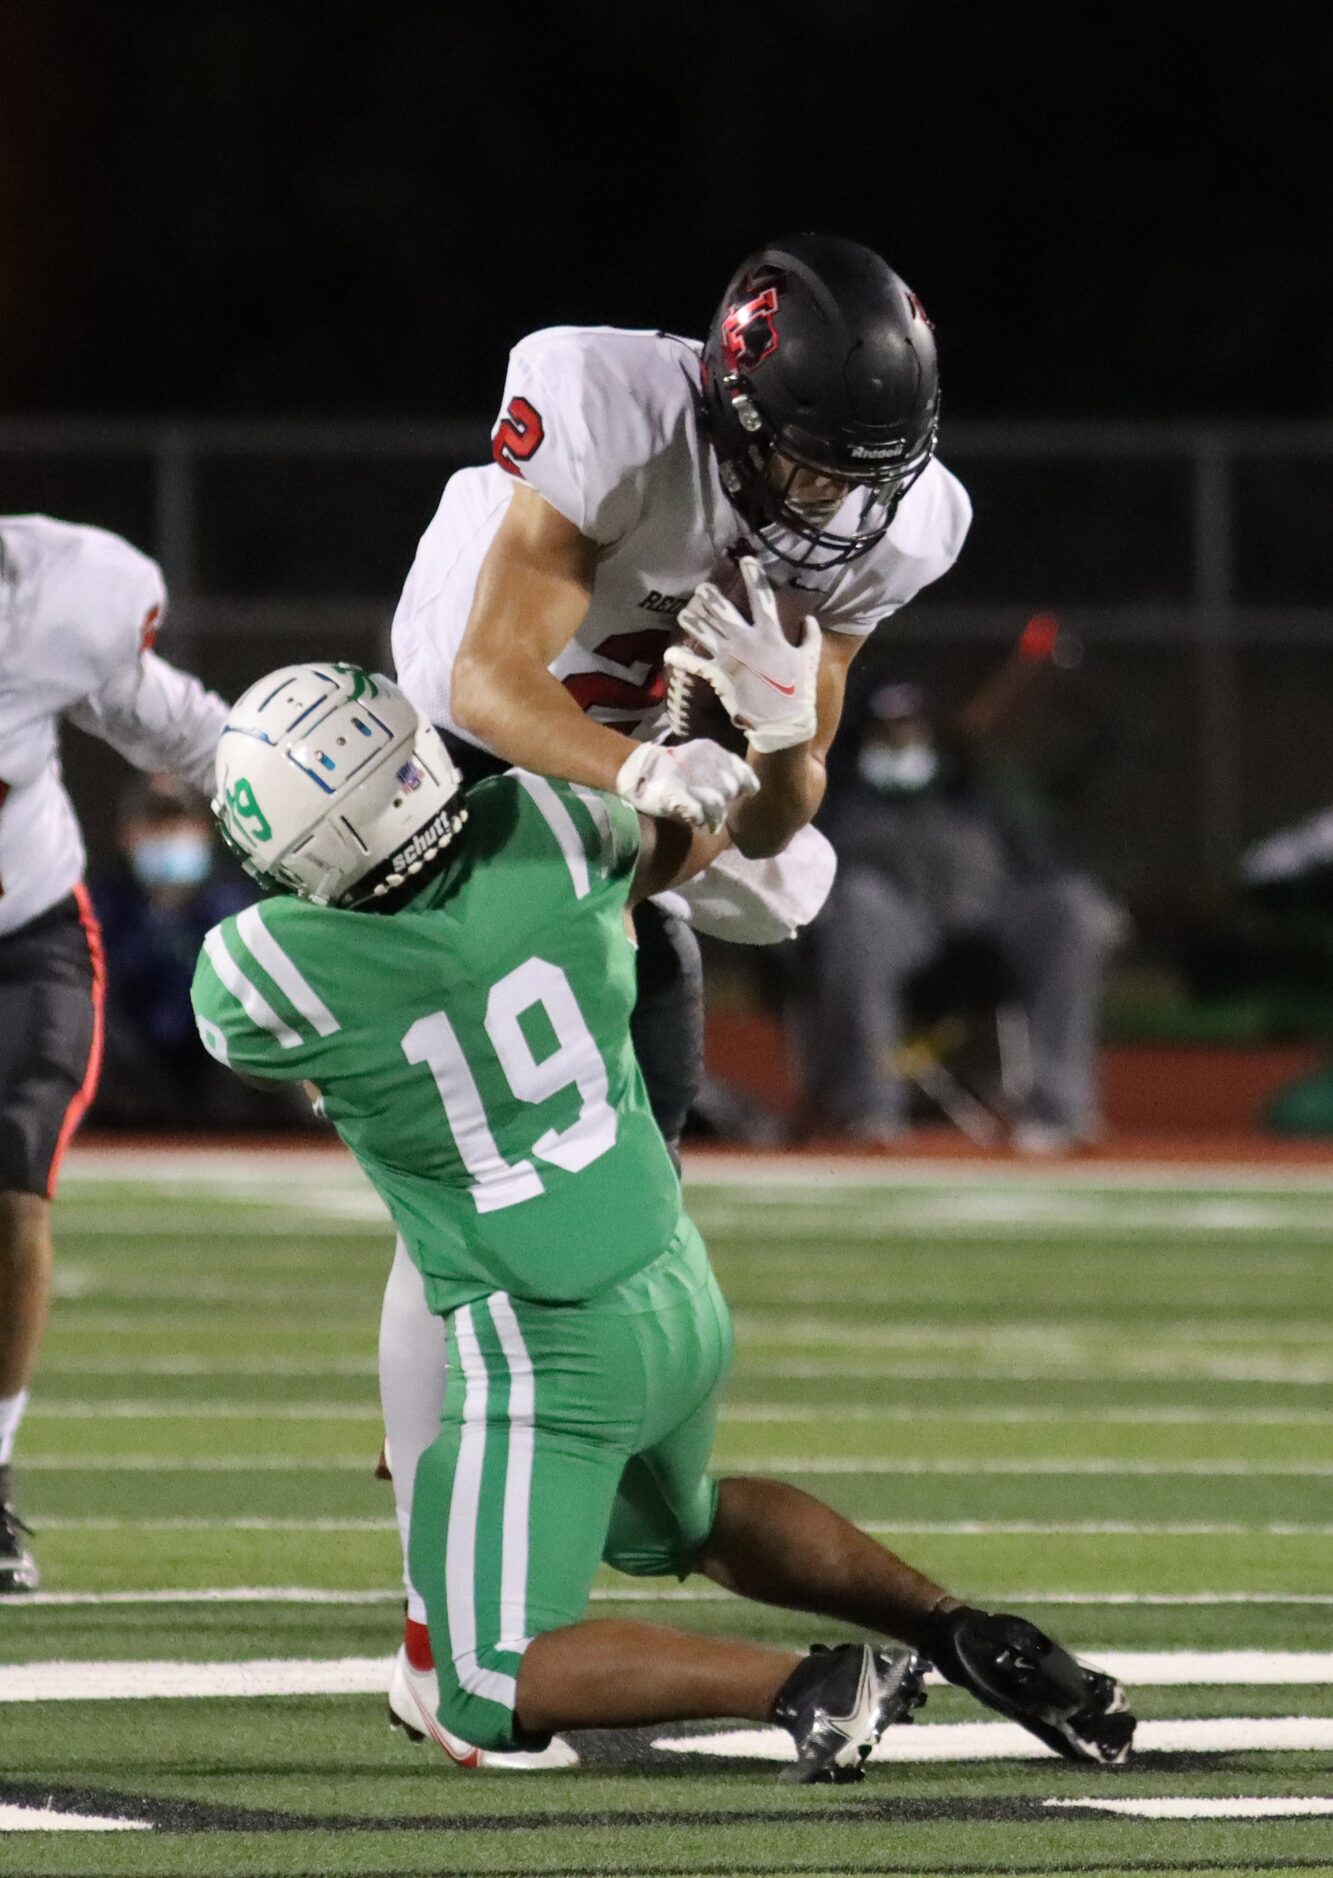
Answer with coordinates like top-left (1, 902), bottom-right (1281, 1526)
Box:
top-left (799, 671), bottom-right (1123, 1152)
top-left (88, 775), bottom-right (311, 1130)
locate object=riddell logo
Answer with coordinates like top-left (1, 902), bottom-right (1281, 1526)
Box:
top-left (392, 806), bottom-right (453, 871)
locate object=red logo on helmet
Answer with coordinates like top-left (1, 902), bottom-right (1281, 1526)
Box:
top-left (720, 282), bottom-right (783, 373)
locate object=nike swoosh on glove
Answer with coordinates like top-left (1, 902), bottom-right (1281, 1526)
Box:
top-left (616, 738), bottom-right (758, 833)
top-left (667, 556), bottom-right (821, 753)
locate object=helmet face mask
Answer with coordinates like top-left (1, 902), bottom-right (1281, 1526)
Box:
top-left (212, 663), bottom-right (467, 910)
top-left (702, 237), bottom-right (941, 570)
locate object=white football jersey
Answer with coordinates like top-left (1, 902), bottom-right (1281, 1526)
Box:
top-left (0, 515), bottom-right (229, 937)
top-left (392, 326), bottom-right (972, 749)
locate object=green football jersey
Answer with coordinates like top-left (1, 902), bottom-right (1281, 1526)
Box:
top-left (191, 772), bottom-right (681, 1312)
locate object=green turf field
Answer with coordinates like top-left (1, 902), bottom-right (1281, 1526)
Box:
top-left (3, 1146), bottom-right (1332, 1877)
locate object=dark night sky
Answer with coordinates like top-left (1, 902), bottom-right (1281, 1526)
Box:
top-left (2, 1), bottom-right (1330, 420)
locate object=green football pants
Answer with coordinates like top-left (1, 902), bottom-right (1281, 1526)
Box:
top-left (409, 1215), bottom-right (733, 1752)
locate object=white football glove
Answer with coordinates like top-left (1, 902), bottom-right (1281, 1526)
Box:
top-left (666, 557), bottom-right (821, 753)
top-left (616, 738), bottom-right (758, 833)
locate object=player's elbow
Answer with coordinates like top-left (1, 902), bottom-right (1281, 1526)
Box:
top-left (449, 647), bottom-right (496, 741)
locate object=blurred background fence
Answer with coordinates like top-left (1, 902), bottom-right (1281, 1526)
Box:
top-left (8, 416), bottom-right (1333, 908)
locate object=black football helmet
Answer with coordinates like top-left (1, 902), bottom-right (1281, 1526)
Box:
top-left (700, 234), bottom-right (940, 569)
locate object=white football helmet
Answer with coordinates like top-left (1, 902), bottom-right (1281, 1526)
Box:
top-left (212, 663), bottom-right (466, 908)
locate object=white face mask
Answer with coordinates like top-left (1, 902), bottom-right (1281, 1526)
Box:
top-left (857, 741), bottom-right (939, 793)
top-left (129, 829), bottom-right (213, 889)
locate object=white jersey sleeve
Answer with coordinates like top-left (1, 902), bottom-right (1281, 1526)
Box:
top-left (0, 515), bottom-right (228, 935)
top-left (489, 327), bottom-right (661, 546)
top-left (817, 458), bottom-right (973, 639)
top-left (66, 650), bottom-right (228, 797)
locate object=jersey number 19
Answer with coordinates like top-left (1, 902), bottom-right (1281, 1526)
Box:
top-left (403, 956), bottom-right (617, 1214)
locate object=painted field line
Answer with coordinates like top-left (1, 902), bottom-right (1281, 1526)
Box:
top-left (20, 1455), bottom-right (371, 1471)
top-left (40, 1358), bottom-right (376, 1378)
top-left (40, 1356), bottom-right (1333, 1388)
top-left (58, 1141), bottom-right (1333, 1193)
top-left (724, 1404), bottom-right (1333, 1426)
top-left (757, 1360), bottom-right (1333, 1385)
top-left (27, 1515), bottom-right (1333, 1535)
top-left (0, 1659), bottom-right (391, 1701)
top-left (27, 1403), bottom-right (377, 1421)
top-left (721, 1457), bottom-right (1333, 1477)
top-left (21, 1454), bottom-right (1333, 1479)
top-left (1046, 1796), bottom-right (1333, 1819)
top-left (5, 1652), bottom-right (1331, 1704)
top-left (30, 1517), bottom-right (396, 1532)
top-left (660, 1715), bottom-right (1333, 1765)
top-left (27, 1399), bottom-right (1333, 1428)
top-left (14, 1587), bottom-right (1333, 1611)
top-left (0, 1804), bottom-right (149, 1833)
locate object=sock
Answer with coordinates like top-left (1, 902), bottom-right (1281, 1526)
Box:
top-left (0, 1391), bottom-right (29, 1469)
top-left (403, 1616), bottom-right (435, 1673)
top-left (377, 1238), bottom-right (447, 1629)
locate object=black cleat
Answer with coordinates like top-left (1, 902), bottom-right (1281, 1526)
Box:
top-left (773, 1643), bottom-right (927, 1784)
top-left (0, 1499), bottom-right (39, 1595)
top-left (927, 1607), bottom-right (1135, 1766)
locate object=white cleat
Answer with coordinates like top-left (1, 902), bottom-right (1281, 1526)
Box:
top-left (387, 1646), bottom-right (579, 1771)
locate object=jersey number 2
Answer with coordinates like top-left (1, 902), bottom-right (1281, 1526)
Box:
top-left (402, 956), bottom-right (617, 1213)
top-left (492, 396), bottom-right (545, 478)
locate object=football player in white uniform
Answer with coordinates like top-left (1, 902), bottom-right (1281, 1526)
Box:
top-left (381, 235), bottom-right (972, 1760)
top-left (0, 515), bottom-right (229, 1591)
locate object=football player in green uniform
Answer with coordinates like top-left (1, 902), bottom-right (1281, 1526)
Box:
top-left (191, 663), bottom-right (1135, 1782)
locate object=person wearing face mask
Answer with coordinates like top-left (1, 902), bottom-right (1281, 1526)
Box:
top-left (801, 673), bottom-right (1122, 1151)
top-left (88, 774), bottom-right (301, 1132)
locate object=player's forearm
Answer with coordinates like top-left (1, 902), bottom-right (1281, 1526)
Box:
top-left (726, 745), bottom-right (825, 858)
top-left (452, 647), bottom-right (637, 793)
top-left (67, 653), bottom-right (228, 796)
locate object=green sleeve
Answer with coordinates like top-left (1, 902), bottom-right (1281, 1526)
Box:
top-left (189, 909), bottom-right (329, 1079)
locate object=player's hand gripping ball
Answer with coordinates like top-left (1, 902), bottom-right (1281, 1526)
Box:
top-left (667, 557), bottom-right (820, 753)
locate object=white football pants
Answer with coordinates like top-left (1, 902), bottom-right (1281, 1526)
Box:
top-left (377, 1237), bottom-right (447, 1625)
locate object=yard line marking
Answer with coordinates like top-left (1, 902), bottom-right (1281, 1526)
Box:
top-left (29, 1517), bottom-right (397, 1532)
top-left (0, 1658), bottom-right (392, 1701)
top-left (19, 1455), bottom-right (373, 1471)
top-left (13, 1587), bottom-right (1333, 1610)
top-left (660, 1715), bottom-right (1333, 1764)
top-left (719, 1457), bottom-right (1333, 1477)
top-left (27, 1403), bottom-right (378, 1421)
top-left (4, 1652), bottom-right (1331, 1702)
top-left (23, 1515), bottom-right (1333, 1535)
top-left (0, 1804), bottom-right (149, 1832)
top-left (21, 1453), bottom-right (1333, 1478)
top-left (11, 1589), bottom-right (405, 1607)
top-left (1045, 1797), bottom-right (1333, 1819)
top-left (57, 1142), bottom-right (1333, 1197)
top-left (32, 1399), bottom-right (1333, 1427)
top-left (39, 1358), bottom-right (377, 1377)
top-left (723, 1404), bottom-right (1333, 1425)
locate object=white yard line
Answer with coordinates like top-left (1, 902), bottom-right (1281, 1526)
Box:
top-left (20, 1453), bottom-right (1333, 1477)
top-left (718, 1457), bottom-right (1333, 1477)
top-left (25, 1398), bottom-right (1333, 1426)
top-left (1045, 1796), bottom-right (1333, 1819)
top-left (12, 1585), bottom-right (1333, 1609)
top-left (0, 1804), bottom-right (148, 1832)
top-left (4, 1651), bottom-right (1332, 1704)
top-left (22, 1514), bottom-right (1333, 1535)
top-left (60, 1141), bottom-right (1333, 1194)
top-left (661, 1715), bottom-right (1333, 1764)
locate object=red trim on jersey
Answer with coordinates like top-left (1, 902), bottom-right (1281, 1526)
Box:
top-left (44, 883), bottom-right (107, 1199)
